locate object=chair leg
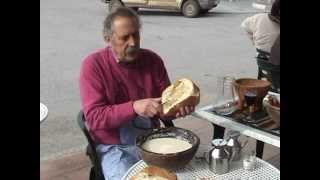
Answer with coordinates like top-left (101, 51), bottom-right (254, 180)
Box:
top-left (90, 166), bottom-right (105, 180)
top-left (212, 124), bottom-right (225, 139)
top-left (257, 68), bottom-right (262, 80)
top-left (256, 140), bottom-right (265, 158)
top-left (89, 167), bottom-right (96, 180)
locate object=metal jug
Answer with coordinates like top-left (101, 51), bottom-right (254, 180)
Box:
top-left (204, 139), bottom-right (234, 175)
top-left (226, 131), bottom-right (248, 161)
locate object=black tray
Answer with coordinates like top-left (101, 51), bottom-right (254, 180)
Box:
top-left (208, 108), bottom-right (280, 137)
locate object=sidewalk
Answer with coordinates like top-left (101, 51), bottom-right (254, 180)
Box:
top-left (40, 117), bottom-right (279, 180)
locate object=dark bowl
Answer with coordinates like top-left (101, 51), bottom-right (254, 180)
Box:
top-left (234, 78), bottom-right (271, 111)
top-left (136, 127), bottom-right (200, 170)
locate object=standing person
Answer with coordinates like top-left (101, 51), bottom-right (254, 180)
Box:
top-left (269, 34), bottom-right (280, 91)
top-left (79, 7), bottom-right (194, 180)
top-left (270, 35), bottom-right (280, 65)
top-left (241, 0), bottom-right (280, 53)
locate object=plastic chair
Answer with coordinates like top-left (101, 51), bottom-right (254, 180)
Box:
top-left (256, 49), bottom-right (280, 93)
top-left (254, 49), bottom-right (280, 158)
top-left (77, 111), bottom-right (175, 180)
top-left (77, 111), bottom-right (105, 180)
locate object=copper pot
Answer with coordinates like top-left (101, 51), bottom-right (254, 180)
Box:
top-left (234, 78), bottom-right (271, 111)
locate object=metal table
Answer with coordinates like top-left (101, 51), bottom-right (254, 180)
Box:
top-left (40, 102), bottom-right (48, 123)
top-left (192, 105), bottom-right (280, 148)
top-left (122, 157), bottom-right (280, 180)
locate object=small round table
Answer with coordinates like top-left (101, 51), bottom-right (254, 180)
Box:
top-left (122, 157), bottom-right (280, 180)
top-left (40, 102), bottom-right (48, 123)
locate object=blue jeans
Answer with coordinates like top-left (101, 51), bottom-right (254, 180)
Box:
top-left (96, 116), bottom-right (155, 180)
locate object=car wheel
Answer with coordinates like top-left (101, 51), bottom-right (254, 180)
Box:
top-left (109, 0), bottom-right (124, 13)
top-left (182, 0), bottom-right (200, 18)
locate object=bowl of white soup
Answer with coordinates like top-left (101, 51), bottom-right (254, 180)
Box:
top-left (136, 127), bottom-right (200, 170)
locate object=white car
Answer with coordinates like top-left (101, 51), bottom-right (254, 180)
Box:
top-left (252, 0), bottom-right (275, 12)
top-left (104, 0), bottom-right (220, 18)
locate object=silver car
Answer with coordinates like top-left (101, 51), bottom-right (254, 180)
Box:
top-left (252, 0), bottom-right (275, 12)
top-left (104, 0), bottom-right (220, 18)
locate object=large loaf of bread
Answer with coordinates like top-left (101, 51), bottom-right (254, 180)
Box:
top-left (161, 78), bottom-right (200, 117)
top-left (130, 166), bottom-right (177, 180)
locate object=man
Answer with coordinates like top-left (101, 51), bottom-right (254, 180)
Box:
top-left (241, 0), bottom-right (280, 53)
top-left (79, 7), bottom-right (194, 180)
top-left (269, 34), bottom-right (280, 91)
top-left (270, 35), bottom-right (280, 66)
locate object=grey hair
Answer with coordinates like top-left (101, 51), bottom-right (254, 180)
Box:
top-left (103, 7), bottom-right (141, 40)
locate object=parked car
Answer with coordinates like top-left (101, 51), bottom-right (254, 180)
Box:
top-left (103, 0), bottom-right (220, 18)
top-left (252, 0), bottom-right (275, 12)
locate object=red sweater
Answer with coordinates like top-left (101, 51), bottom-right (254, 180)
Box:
top-left (79, 46), bottom-right (170, 145)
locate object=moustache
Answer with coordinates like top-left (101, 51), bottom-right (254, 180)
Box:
top-left (126, 46), bottom-right (140, 54)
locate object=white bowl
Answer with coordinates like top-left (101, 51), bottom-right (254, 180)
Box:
top-left (263, 93), bottom-right (280, 127)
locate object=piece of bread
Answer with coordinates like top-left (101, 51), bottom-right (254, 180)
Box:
top-left (130, 166), bottom-right (177, 180)
top-left (160, 78), bottom-right (200, 117)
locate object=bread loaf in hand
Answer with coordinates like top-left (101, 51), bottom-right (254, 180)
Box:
top-left (130, 166), bottom-right (177, 180)
top-left (160, 78), bottom-right (200, 117)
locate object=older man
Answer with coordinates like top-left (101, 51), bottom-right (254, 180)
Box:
top-left (79, 7), bottom-right (194, 179)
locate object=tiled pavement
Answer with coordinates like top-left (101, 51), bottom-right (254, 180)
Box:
top-left (40, 117), bottom-right (279, 180)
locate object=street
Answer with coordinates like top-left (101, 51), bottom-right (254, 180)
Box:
top-left (40, 0), bottom-right (263, 161)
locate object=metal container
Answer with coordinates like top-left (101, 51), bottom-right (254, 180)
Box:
top-left (226, 131), bottom-right (241, 161)
top-left (226, 131), bottom-right (248, 161)
top-left (207, 139), bottom-right (231, 174)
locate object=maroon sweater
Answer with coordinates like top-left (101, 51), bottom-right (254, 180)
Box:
top-left (79, 46), bottom-right (170, 145)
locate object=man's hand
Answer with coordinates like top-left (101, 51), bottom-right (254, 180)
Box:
top-left (160, 105), bottom-right (195, 121)
top-left (175, 106), bottom-right (195, 118)
top-left (133, 98), bottom-right (162, 118)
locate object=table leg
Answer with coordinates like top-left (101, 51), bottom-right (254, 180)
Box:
top-left (256, 140), bottom-right (265, 158)
top-left (212, 123), bottom-right (225, 139)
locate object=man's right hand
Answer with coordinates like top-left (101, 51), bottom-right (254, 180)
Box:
top-left (133, 97), bottom-right (162, 118)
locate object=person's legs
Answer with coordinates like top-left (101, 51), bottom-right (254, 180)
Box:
top-left (97, 116), bottom-right (153, 179)
top-left (97, 145), bottom-right (140, 180)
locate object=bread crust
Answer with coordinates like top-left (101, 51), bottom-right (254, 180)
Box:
top-left (130, 166), bottom-right (177, 180)
top-left (160, 79), bottom-right (200, 117)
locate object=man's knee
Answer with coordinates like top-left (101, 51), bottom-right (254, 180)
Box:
top-left (101, 155), bottom-right (139, 179)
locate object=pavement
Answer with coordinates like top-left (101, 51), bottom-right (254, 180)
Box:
top-left (40, 117), bottom-right (279, 180)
